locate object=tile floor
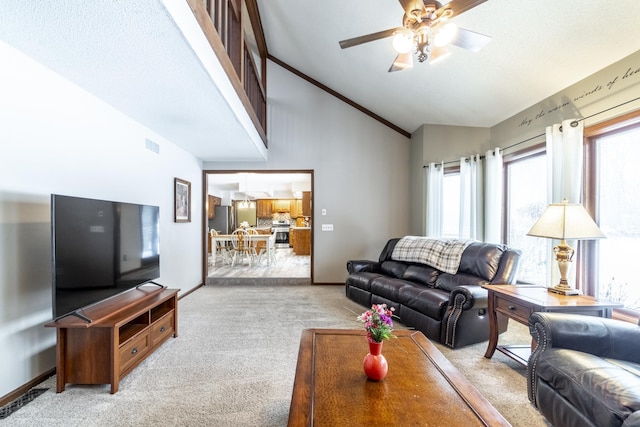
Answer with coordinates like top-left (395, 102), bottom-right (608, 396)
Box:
top-left (207, 247), bottom-right (310, 278)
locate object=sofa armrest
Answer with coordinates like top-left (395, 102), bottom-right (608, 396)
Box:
top-left (447, 284), bottom-right (488, 311)
top-left (529, 312), bottom-right (640, 363)
top-left (346, 260), bottom-right (380, 274)
top-left (442, 284), bottom-right (489, 348)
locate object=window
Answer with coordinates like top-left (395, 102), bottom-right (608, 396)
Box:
top-left (585, 116), bottom-right (640, 310)
top-left (504, 149), bottom-right (548, 284)
top-left (442, 170), bottom-right (460, 238)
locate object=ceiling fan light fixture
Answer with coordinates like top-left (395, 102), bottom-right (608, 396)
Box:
top-left (433, 22), bottom-right (458, 47)
top-left (392, 32), bottom-right (414, 53)
top-left (388, 51), bottom-right (414, 72)
top-left (429, 46), bottom-right (451, 64)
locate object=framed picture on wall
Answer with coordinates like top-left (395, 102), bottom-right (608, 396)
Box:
top-left (174, 178), bottom-right (191, 223)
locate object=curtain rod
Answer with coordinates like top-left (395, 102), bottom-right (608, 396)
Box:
top-left (422, 95), bottom-right (640, 168)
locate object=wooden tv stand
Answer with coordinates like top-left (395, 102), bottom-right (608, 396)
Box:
top-left (45, 286), bottom-right (179, 394)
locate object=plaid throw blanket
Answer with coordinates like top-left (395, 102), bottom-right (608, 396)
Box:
top-left (391, 236), bottom-right (475, 274)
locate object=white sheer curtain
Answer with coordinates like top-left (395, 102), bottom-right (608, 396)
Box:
top-left (546, 120), bottom-right (584, 204)
top-left (545, 119), bottom-right (585, 285)
top-left (459, 155), bottom-right (483, 240)
top-left (425, 162), bottom-right (443, 237)
top-left (484, 147), bottom-right (503, 243)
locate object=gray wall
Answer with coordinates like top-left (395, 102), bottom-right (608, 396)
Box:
top-left (409, 125), bottom-right (491, 235)
top-left (204, 61), bottom-right (412, 282)
top-left (0, 42), bottom-right (203, 399)
top-left (409, 50), bottom-right (640, 235)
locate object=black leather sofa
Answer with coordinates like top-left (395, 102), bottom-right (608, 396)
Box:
top-left (528, 312), bottom-right (640, 427)
top-left (345, 237), bottom-right (521, 348)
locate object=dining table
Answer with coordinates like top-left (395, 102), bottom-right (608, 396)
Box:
top-left (210, 233), bottom-right (275, 266)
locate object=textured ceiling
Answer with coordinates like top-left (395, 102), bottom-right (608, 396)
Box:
top-left (257, 0), bottom-right (640, 134)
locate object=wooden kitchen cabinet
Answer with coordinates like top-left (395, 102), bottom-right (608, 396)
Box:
top-left (257, 199), bottom-right (272, 217)
top-left (302, 192), bottom-right (311, 217)
top-left (292, 228), bottom-right (311, 255)
top-left (290, 199), bottom-right (302, 218)
top-left (207, 195), bottom-right (221, 219)
top-left (289, 227), bottom-right (297, 248)
top-left (272, 199), bottom-right (291, 213)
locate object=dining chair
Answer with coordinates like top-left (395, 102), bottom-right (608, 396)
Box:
top-left (257, 231), bottom-right (278, 266)
top-left (230, 229), bottom-right (252, 266)
top-left (246, 228), bottom-right (260, 262)
top-left (211, 229), bottom-right (230, 265)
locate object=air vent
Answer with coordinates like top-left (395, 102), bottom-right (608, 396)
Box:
top-left (145, 138), bottom-right (160, 154)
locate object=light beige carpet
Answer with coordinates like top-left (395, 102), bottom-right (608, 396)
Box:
top-left (4, 284), bottom-right (550, 426)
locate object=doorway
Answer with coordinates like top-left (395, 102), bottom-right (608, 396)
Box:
top-left (203, 170), bottom-right (313, 283)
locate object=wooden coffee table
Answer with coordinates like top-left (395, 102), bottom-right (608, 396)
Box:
top-left (288, 329), bottom-right (510, 427)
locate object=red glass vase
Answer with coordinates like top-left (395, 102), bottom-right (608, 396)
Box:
top-left (363, 341), bottom-right (388, 381)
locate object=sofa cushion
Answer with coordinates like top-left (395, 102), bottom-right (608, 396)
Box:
top-left (537, 348), bottom-right (640, 427)
top-left (402, 264), bottom-right (440, 287)
top-left (397, 286), bottom-right (449, 320)
top-left (379, 260), bottom-right (409, 279)
top-left (346, 272), bottom-right (382, 292)
top-left (369, 277), bottom-right (413, 302)
top-left (458, 243), bottom-right (505, 281)
top-left (435, 272), bottom-right (489, 292)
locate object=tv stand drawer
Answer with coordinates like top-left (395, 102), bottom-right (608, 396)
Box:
top-left (151, 312), bottom-right (175, 346)
top-left (120, 332), bottom-right (150, 373)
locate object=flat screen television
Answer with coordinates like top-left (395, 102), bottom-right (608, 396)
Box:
top-left (51, 194), bottom-right (160, 321)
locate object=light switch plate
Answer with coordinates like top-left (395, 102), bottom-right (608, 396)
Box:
top-left (321, 224), bottom-right (333, 231)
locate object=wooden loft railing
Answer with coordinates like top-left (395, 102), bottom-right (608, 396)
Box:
top-left (187, 0), bottom-right (268, 147)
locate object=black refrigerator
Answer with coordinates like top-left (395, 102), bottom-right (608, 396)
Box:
top-left (209, 205), bottom-right (235, 234)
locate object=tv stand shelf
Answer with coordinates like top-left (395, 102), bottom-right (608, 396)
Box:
top-left (45, 286), bottom-right (179, 394)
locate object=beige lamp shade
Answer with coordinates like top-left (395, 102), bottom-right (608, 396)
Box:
top-left (527, 199), bottom-right (605, 240)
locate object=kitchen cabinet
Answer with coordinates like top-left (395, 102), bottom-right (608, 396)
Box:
top-left (208, 195), bottom-right (221, 219)
top-left (302, 192), bottom-right (311, 217)
top-left (291, 228), bottom-right (311, 255)
top-left (272, 199), bottom-right (291, 213)
top-left (257, 199), bottom-right (272, 217)
top-left (289, 227), bottom-right (297, 249)
top-left (290, 199), bottom-right (302, 218)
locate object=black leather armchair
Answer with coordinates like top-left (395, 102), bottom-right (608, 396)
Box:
top-left (528, 312), bottom-right (640, 427)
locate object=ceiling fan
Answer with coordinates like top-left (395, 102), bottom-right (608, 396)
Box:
top-left (339, 0), bottom-right (491, 72)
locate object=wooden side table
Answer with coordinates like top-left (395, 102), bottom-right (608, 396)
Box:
top-left (482, 284), bottom-right (622, 366)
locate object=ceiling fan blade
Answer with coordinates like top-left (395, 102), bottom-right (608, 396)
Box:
top-left (388, 52), bottom-right (414, 72)
top-left (429, 46), bottom-right (451, 64)
top-left (339, 27), bottom-right (404, 49)
top-left (450, 27), bottom-right (491, 51)
top-left (437, 0), bottom-right (487, 19)
top-left (398, 0), bottom-right (427, 18)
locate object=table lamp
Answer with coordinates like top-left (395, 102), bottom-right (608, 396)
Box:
top-left (527, 199), bottom-right (605, 295)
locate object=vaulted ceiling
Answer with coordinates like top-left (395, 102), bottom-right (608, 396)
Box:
top-left (2, 1), bottom-right (640, 162)
top-left (258, 0), bottom-right (640, 135)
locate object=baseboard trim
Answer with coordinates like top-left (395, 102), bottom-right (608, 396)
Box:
top-left (0, 368), bottom-right (55, 408)
top-left (206, 277), bottom-right (312, 286)
top-left (178, 283), bottom-right (203, 300)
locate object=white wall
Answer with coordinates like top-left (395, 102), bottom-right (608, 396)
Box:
top-left (204, 61), bottom-right (412, 282)
top-left (0, 42), bottom-right (203, 398)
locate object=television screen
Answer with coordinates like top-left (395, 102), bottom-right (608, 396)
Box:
top-left (51, 194), bottom-right (160, 320)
